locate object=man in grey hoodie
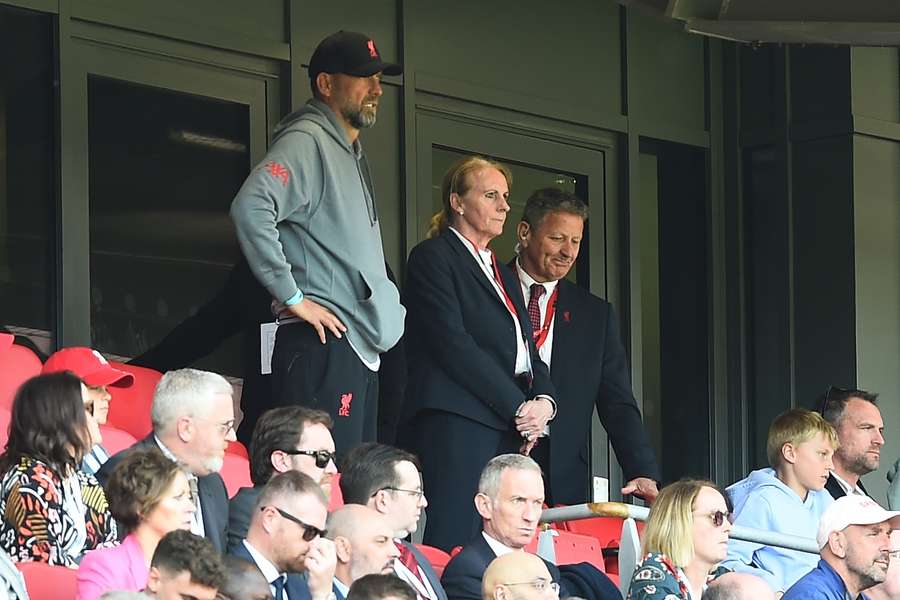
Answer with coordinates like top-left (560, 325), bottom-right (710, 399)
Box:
top-left (230, 30), bottom-right (405, 454)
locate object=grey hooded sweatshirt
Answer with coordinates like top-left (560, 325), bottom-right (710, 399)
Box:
top-left (230, 99), bottom-right (405, 364)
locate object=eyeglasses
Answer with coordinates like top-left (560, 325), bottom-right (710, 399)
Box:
top-left (263, 506), bottom-right (327, 541)
top-left (819, 385), bottom-right (851, 416)
top-left (381, 486), bottom-right (425, 500)
top-left (279, 449), bottom-right (336, 469)
top-left (503, 580), bottom-right (560, 594)
top-left (889, 550), bottom-right (900, 559)
top-left (195, 417), bottom-right (235, 436)
top-left (695, 510), bottom-right (733, 528)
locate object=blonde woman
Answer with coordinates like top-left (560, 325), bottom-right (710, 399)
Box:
top-left (628, 479), bottom-right (733, 600)
top-left (402, 156), bottom-right (556, 551)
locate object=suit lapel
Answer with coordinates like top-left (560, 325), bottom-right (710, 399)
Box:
top-left (442, 231), bottom-right (508, 309)
top-left (550, 281), bottom-right (572, 370)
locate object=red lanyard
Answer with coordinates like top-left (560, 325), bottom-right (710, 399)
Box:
top-left (460, 234), bottom-right (520, 321)
top-left (532, 286), bottom-right (559, 350)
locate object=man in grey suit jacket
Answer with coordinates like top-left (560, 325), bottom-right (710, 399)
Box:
top-left (340, 443), bottom-right (447, 600)
top-left (98, 368), bottom-right (235, 552)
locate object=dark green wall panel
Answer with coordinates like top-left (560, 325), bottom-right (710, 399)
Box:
top-left (293, 0), bottom-right (398, 67)
top-left (411, 0), bottom-right (621, 123)
top-left (851, 48), bottom-right (900, 124)
top-left (628, 10), bottom-right (706, 133)
top-left (790, 47), bottom-right (851, 126)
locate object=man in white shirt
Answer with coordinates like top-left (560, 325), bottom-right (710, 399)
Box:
top-left (819, 387), bottom-right (884, 499)
top-left (511, 188), bottom-right (659, 506)
top-left (328, 505), bottom-right (401, 600)
top-left (232, 471), bottom-right (337, 600)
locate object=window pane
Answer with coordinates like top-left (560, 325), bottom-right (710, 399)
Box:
top-left (88, 76), bottom-right (249, 374)
top-left (0, 6), bottom-right (56, 350)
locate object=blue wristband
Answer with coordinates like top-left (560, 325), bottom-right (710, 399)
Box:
top-left (284, 290), bottom-right (303, 306)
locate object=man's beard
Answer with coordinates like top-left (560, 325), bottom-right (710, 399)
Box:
top-left (839, 448), bottom-right (879, 476)
top-left (343, 100), bottom-right (377, 129)
top-left (202, 455), bottom-right (224, 474)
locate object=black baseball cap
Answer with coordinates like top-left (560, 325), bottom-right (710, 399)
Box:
top-left (308, 31), bottom-right (402, 80)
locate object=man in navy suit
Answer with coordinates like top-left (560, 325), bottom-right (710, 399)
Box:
top-left (441, 455), bottom-right (619, 600)
top-left (511, 188), bottom-right (660, 505)
top-left (97, 368), bottom-right (236, 552)
top-left (231, 471), bottom-right (337, 600)
top-left (340, 443), bottom-right (447, 600)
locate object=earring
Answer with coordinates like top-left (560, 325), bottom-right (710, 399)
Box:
top-left (458, 209), bottom-right (464, 216)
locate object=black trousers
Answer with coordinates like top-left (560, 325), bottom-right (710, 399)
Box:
top-left (271, 322), bottom-right (378, 458)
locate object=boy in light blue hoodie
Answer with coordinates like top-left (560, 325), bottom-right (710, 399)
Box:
top-left (723, 409), bottom-right (838, 594)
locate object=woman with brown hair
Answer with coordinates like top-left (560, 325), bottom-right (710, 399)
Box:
top-left (0, 372), bottom-right (117, 566)
top-left (401, 155), bottom-right (556, 551)
top-left (76, 447), bottom-right (195, 600)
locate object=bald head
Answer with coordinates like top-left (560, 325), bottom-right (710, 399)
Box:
top-left (328, 505), bottom-right (400, 587)
top-left (702, 573), bottom-right (775, 600)
top-left (483, 553), bottom-right (554, 600)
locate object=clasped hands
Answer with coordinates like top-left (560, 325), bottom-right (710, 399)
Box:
top-left (516, 397), bottom-right (554, 455)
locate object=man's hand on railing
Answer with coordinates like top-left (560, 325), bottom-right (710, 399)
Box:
top-left (621, 477), bottom-right (659, 503)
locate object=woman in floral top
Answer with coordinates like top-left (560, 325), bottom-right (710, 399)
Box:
top-left (0, 372), bottom-right (117, 566)
top-left (627, 479), bottom-right (733, 600)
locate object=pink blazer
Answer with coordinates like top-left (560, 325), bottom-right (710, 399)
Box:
top-left (76, 534), bottom-right (149, 600)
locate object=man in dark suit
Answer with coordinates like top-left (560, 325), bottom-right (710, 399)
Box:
top-left (328, 505), bottom-right (402, 600)
top-left (441, 454), bottom-right (619, 600)
top-left (818, 387), bottom-right (883, 499)
top-left (231, 470), bottom-right (337, 600)
top-left (510, 188), bottom-right (660, 505)
top-left (340, 443), bottom-right (447, 600)
top-left (97, 368), bottom-right (236, 552)
top-left (229, 406), bottom-right (338, 552)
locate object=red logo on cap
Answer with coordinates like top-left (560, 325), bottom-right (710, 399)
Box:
top-left (367, 40), bottom-right (378, 58)
top-left (264, 161), bottom-right (290, 187)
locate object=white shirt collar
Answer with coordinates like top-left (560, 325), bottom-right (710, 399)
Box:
top-left (449, 227), bottom-right (493, 265)
top-left (482, 531), bottom-right (517, 557)
top-left (514, 258), bottom-right (559, 295)
top-left (334, 576), bottom-right (350, 598)
top-left (243, 540), bottom-right (284, 586)
top-left (831, 471), bottom-right (868, 496)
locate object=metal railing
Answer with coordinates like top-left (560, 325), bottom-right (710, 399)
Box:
top-left (539, 502), bottom-right (819, 598)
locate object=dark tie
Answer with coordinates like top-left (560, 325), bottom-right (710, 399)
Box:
top-left (271, 575), bottom-right (285, 600)
top-left (527, 283), bottom-right (545, 337)
top-left (188, 477), bottom-right (200, 519)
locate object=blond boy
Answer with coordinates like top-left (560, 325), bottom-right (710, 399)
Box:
top-left (722, 409), bottom-right (838, 594)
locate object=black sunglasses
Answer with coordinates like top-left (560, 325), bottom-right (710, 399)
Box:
top-left (819, 385), bottom-right (851, 416)
top-left (279, 449), bottom-right (336, 469)
top-left (263, 506), bottom-right (327, 541)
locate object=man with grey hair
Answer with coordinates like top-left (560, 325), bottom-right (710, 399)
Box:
top-left (98, 368), bottom-right (236, 551)
top-left (441, 455), bottom-right (560, 600)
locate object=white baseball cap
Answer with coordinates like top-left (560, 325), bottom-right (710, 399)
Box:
top-left (817, 495), bottom-right (900, 549)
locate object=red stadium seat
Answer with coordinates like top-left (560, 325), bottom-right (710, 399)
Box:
top-left (0, 343), bottom-right (42, 411)
top-left (17, 561), bottom-right (78, 600)
top-left (0, 406), bottom-right (10, 451)
top-left (221, 453), bottom-right (253, 498)
top-left (414, 544), bottom-right (452, 577)
top-left (552, 530), bottom-right (607, 572)
top-left (226, 440), bottom-right (249, 459)
top-left (106, 362), bottom-right (162, 439)
top-left (98, 424), bottom-right (138, 456)
top-left (563, 516), bottom-right (645, 577)
top-left (328, 473), bottom-right (344, 511)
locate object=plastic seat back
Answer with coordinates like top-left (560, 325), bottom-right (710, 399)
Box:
top-left (98, 424), bottom-right (138, 456)
top-left (106, 362), bottom-right (162, 439)
top-left (0, 344), bottom-right (42, 411)
top-left (413, 544), bottom-right (452, 577)
top-left (18, 561), bottom-right (77, 600)
top-left (553, 530), bottom-right (606, 572)
top-left (221, 453), bottom-right (253, 499)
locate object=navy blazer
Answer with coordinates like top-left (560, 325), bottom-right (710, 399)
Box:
top-left (440, 534), bottom-right (564, 600)
top-left (231, 540), bottom-right (312, 600)
top-left (97, 434), bottom-right (230, 553)
top-left (403, 231), bottom-right (555, 431)
top-left (535, 277), bottom-right (660, 504)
